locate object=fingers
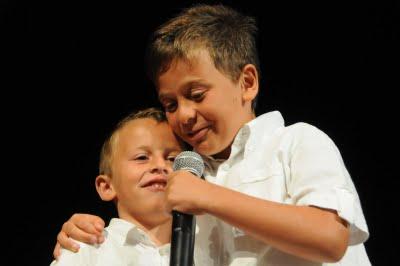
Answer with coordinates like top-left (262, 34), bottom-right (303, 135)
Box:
top-left (56, 231), bottom-right (80, 253)
top-left (53, 214), bottom-right (106, 258)
top-left (70, 213), bottom-right (105, 235)
top-left (53, 242), bottom-right (61, 260)
top-left (62, 220), bottom-right (99, 245)
top-left (54, 213), bottom-right (106, 257)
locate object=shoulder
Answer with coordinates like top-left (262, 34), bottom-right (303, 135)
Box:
top-left (256, 120), bottom-right (333, 148)
top-left (284, 122), bottom-right (328, 138)
top-left (251, 121), bottom-right (342, 167)
top-left (50, 241), bottom-right (100, 266)
top-left (249, 112), bottom-right (339, 155)
top-left (280, 122), bottom-right (338, 149)
top-left (251, 111), bottom-right (330, 143)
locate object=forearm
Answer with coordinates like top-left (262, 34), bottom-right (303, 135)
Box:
top-left (202, 182), bottom-right (349, 262)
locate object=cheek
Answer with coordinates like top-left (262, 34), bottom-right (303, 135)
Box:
top-left (164, 162), bottom-right (174, 173)
top-left (118, 165), bottom-right (146, 184)
top-left (166, 114), bottom-right (180, 132)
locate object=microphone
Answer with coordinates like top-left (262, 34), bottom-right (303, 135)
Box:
top-left (170, 151), bottom-right (204, 266)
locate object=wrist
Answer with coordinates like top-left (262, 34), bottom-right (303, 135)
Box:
top-left (197, 181), bottom-right (220, 214)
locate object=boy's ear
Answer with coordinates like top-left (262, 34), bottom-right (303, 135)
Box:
top-left (240, 64), bottom-right (259, 102)
top-left (95, 175), bottom-right (116, 201)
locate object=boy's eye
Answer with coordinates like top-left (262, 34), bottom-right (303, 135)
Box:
top-left (163, 102), bottom-right (177, 113)
top-left (190, 92), bottom-right (205, 101)
top-left (167, 156), bottom-right (176, 162)
top-left (135, 155), bottom-right (149, 161)
top-left (161, 99), bottom-right (177, 112)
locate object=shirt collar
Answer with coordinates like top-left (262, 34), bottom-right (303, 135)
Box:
top-left (201, 110), bottom-right (284, 166)
top-left (244, 110), bottom-right (284, 153)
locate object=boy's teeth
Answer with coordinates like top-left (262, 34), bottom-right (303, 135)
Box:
top-left (151, 183), bottom-right (164, 189)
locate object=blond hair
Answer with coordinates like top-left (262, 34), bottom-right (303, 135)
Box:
top-left (99, 108), bottom-right (168, 176)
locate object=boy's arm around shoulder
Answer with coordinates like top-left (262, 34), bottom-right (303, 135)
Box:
top-left (53, 213), bottom-right (105, 260)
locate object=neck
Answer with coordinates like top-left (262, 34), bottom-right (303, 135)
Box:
top-left (142, 218), bottom-right (172, 246)
top-left (213, 112), bottom-right (256, 160)
top-left (120, 213), bottom-right (172, 246)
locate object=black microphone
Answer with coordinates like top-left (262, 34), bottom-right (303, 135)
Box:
top-left (170, 151), bottom-right (204, 266)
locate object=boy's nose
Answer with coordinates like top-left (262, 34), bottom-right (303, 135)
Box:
top-left (177, 103), bottom-right (196, 129)
top-left (150, 158), bottom-right (170, 175)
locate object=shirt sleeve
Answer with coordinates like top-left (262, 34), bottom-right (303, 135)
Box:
top-left (287, 123), bottom-right (369, 245)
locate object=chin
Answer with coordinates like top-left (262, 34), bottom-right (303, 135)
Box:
top-left (193, 144), bottom-right (214, 156)
top-left (195, 144), bottom-right (228, 159)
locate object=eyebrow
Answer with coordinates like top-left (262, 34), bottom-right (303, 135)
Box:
top-left (133, 145), bottom-right (182, 153)
top-left (134, 145), bottom-right (150, 151)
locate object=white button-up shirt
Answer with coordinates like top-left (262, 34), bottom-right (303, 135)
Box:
top-left (50, 218), bottom-right (170, 266)
top-left (194, 111), bottom-right (371, 266)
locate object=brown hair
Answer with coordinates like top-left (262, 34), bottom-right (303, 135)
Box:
top-left (99, 108), bottom-right (168, 176)
top-left (146, 4), bottom-right (260, 109)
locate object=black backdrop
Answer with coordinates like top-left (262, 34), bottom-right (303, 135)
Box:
top-left (2, 0), bottom-right (399, 265)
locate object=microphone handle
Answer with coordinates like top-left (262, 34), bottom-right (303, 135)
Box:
top-left (170, 211), bottom-right (195, 266)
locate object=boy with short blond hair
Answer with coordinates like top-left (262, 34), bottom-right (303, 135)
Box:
top-left (51, 108), bottom-right (183, 265)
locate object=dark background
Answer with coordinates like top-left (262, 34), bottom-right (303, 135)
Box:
top-left (2, 0), bottom-right (399, 265)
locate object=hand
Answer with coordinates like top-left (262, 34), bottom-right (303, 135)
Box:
top-left (165, 170), bottom-right (211, 215)
top-left (53, 214), bottom-right (105, 260)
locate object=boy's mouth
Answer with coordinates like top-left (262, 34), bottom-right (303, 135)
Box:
top-left (144, 181), bottom-right (167, 192)
top-left (186, 126), bottom-right (209, 143)
top-left (140, 176), bottom-right (167, 192)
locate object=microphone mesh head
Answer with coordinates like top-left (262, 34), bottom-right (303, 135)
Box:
top-left (173, 151), bottom-right (204, 177)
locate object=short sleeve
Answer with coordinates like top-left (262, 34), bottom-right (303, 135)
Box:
top-left (287, 124), bottom-right (369, 245)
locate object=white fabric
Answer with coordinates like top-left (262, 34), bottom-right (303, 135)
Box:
top-left (51, 111), bottom-right (371, 266)
top-left (195, 110), bottom-right (371, 266)
top-left (50, 218), bottom-right (170, 266)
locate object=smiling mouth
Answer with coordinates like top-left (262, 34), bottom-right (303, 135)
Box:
top-left (187, 127), bottom-right (209, 143)
top-left (142, 180), bottom-right (167, 192)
